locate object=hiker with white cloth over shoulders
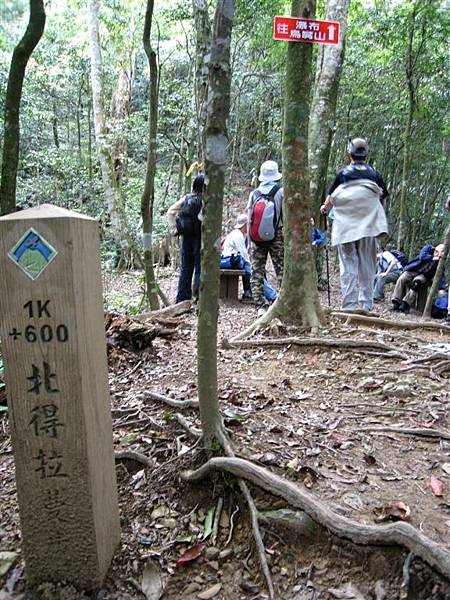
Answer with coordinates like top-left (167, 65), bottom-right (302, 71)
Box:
top-left (321, 138), bottom-right (388, 311)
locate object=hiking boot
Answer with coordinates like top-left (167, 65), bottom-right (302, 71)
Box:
top-left (241, 292), bottom-right (253, 303)
top-left (389, 300), bottom-right (400, 312)
top-left (257, 307), bottom-right (267, 318)
top-left (398, 301), bottom-right (410, 314)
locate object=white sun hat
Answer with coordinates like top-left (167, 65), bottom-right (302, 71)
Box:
top-left (258, 160), bottom-right (282, 182)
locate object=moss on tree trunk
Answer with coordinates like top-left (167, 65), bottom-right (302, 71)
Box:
top-left (277, 0), bottom-right (323, 329)
top-left (197, 0), bottom-right (235, 446)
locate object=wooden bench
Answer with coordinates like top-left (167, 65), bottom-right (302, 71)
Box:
top-left (219, 269), bottom-right (245, 300)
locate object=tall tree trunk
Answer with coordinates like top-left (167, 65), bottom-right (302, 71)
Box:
top-left (197, 0), bottom-right (235, 446)
top-left (397, 4), bottom-right (419, 250)
top-left (423, 223), bottom-right (450, 319)
top-left (111, 58), bottom-right (134, 186)
top-left (276, 0), bottom-right (323, 328)
top-left (87, 94), bottom-right (93, 181)
top-left (192, 0), bottom-right (211, 165)
top-left (52, 99), bottom-right (60, 149)
top-left (0, 0), bottom-right (46, 215)
top-left (87, 0), bottom-right (121, 235)
top-left (141, 0), bottom-right (160, 310)
top-left (309, 0), bottom-right (350, 213)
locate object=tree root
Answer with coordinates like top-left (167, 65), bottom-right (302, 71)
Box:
top-left (143, 390), bottom-right (199, 409)
top-left (175, 413), bottom-right (202, 437)
top-left (115, 450), bottom-right (153, 468)
top-left (332, 312), bottom-right (450, 334)
top-left (136, 299), bottom-right (192, 321)
top-left (363, 426), bottom-right (450, 442)
top-left (181, 456), bottom-right (450, 580)
top-left (230, 300), bottom-right (283, 342)
top-left (214, 428), bottom-right (275, 598)
top-left (226, 336), bottom-right (411, 359)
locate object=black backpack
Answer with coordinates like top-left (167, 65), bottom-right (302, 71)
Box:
top-left (176, 193), bottom-right (202, 237)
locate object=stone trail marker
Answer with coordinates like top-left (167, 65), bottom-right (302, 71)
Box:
top-left (0, 205), bottom-right (120, 590)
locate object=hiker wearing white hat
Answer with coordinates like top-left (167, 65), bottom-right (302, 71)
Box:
top-left (246, 160), bottom-right (284, 316)
top-left (221, 214), bottom-right (277, 303)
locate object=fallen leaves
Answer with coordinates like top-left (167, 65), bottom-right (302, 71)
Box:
top-left (175, 544), bottom-right (205, 568)
top-left (431, 475), bottom-right (444, 497)
top-left (141, 560), bottom-right (163, 600)
top-left (0, 551), bottom-right (18, 577)
top-left (197, 582), bottom-right (222, 599)
top-left (373, 501), bottom-right (411, 523)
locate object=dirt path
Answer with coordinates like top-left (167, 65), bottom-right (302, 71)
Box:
top-left (1, 268), bottom-right (450, 599)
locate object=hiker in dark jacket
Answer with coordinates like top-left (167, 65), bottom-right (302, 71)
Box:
top-left (167, 174), bottom-right (204, 303)
top-left (391, 244), bottom-right (446, 313)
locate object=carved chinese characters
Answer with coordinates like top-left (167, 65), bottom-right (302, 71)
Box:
top-left (0, 205), bottom-right (120, 590)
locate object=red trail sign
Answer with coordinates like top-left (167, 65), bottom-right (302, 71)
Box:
top-left (273, 16), bottom-right (340, 45)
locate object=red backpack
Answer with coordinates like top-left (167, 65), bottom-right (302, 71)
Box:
top-left (249, 185), bottom-right (280, 243)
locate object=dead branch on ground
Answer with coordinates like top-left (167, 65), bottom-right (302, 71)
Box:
top-left (181, 456), bottom-right (450, 580)
top-left (105, 312), bottom-right (177, 353)
top-left (332, 312), bottom-right (450, 334)
top-left (364, 426), bottom-right (450, 442)
top-left (225, 336), bottom-right (412, 360)
top-left (136, 299), bottom-right (192, 321)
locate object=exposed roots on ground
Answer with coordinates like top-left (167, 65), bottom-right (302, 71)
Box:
top-left (362, 426), bottom-right (450, 442)
top-left (143, 390), bottom-right (199, 409)
top-left (181, 456), bottom-right (450, 581)
top-left (332, 311), bottom-right (450, 334)
top-left (175, 413), bottom-right (202, 437)
top-left (230, 298), bottom-right (323, 343)
top-left (136, 299), bottom-right (192, 321)
top-left (226, 335), bottom-right (411, 360)
top-left (230, 299), bottom-right (283, 342)
top-left (142, 390), bottom-right (275, 597)
top-left (115, 450), bottom-right (154, 468)
top-left (213, 426), bottom-right (275, 599)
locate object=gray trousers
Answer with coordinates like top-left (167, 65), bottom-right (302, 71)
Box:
top-left (391, 271), bottom-right (426, 307)
top-left (373, 269), bottom-right (402, 301)
top-left (337, 237), bottom-right (377, 310)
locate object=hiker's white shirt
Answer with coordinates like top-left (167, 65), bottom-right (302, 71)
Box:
top-left (222, 229), bottom-right (250, 263)
top-left (380, 250), bottom-right (402, 271)
top-left (330, 179), bottom-right (388, 246)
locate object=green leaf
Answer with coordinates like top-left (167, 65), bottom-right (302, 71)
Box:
top-left (202, 505), bottom-right (215, 541)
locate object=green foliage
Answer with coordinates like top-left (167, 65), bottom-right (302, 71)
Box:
top-left (0, 0), bottom-right (448, 268)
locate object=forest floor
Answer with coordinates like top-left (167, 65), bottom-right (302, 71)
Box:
top-left (1, 262), bottom-right (450, 600)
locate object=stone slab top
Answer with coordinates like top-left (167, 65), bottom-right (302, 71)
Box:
top-left (0, 204), bottom-right (95, 221)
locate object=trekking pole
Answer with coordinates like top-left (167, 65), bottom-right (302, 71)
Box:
top-left (322, 213), bottom-right (331, 306)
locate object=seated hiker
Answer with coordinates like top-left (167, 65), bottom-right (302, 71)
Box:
top-left (311, 217), bottom-right (325, 246)
top-left (221, 214), bottom-right (277, 303)
top-left (431, 288), bottom-right (449, 320)
top-left (391, 244), bottom-right (445, 314)
top-left (373, 249), bottom-right (404, 302)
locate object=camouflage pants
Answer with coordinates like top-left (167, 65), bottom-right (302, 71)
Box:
top-left (251, 229), bottom-right (284, 307)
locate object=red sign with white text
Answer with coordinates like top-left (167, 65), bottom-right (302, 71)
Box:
top-left (273, 16), bottom-right (340, 45)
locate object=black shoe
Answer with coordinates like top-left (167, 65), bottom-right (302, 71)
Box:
top-left (398, 301), bottom-right (410, 314)
top-left (241, 292), bottom-right (253, 303)
top-left (389, 301), bottom-right (400, 312)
